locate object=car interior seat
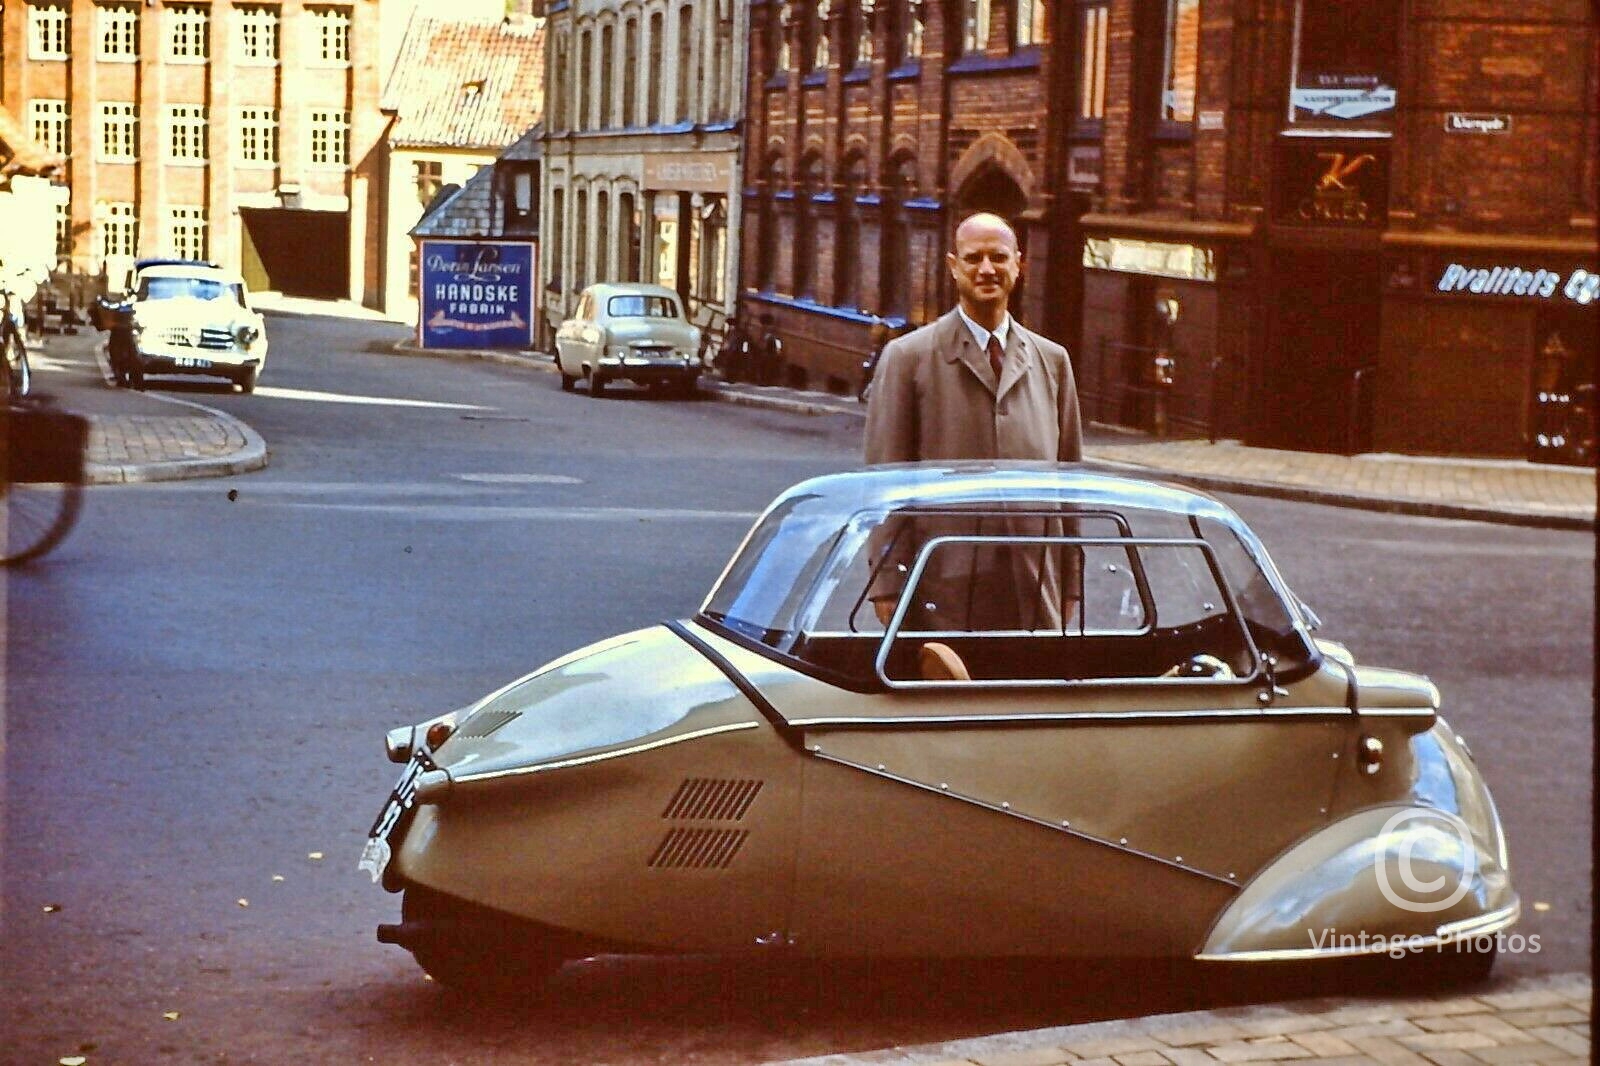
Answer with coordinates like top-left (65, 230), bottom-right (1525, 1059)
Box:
top-left (919, 642), bottom-right (971, 682)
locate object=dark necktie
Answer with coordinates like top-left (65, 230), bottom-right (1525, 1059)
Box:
top-left (986, 335), bottom-right (1004, 380)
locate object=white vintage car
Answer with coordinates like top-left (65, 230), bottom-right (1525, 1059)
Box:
top-left (554, 283), bottom-right (703, 397)
top-left (123, 263), bottom-right (269, 392)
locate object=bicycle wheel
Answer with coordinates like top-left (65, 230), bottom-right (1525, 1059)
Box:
top-left (2, 479), bottom-right (82, 565)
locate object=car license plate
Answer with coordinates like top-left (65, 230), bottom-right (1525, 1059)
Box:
top-left (357, 748), bottom-right (436, 883)
top-left (174, 356), bottom-right (213, 369)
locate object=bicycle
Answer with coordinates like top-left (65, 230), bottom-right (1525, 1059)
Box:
top-left (1, 399), bottom-right (87, 565)
top-left (1, 282), bottom-right (33, 401)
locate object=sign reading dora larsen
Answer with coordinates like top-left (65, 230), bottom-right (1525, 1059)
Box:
top-left (418, 240), bottom-right (537, 350)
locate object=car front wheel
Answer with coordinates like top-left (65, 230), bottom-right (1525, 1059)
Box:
top-left (589, 372), bottom-right (606, 398)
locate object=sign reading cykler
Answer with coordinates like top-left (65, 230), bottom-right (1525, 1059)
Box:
top-left (419, 240), bottom-right (536, 349)
top-left (1435, 263), bottom-right (1599, 306)
top-left (1444, 113), bottom-right (1512, 134)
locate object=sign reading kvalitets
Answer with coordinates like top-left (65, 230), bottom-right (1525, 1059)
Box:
top-left (419, 241), bottom-right (536, 350)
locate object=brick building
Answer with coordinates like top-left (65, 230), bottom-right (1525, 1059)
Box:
top-left (537, 0), bottom-right (745, 352)
top-left (742, 0), bottom-right (1597, 460)
top-left (0, 0), bottom-right (407, 302)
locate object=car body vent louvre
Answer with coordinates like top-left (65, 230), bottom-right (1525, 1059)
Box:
top-left (661, 778), bottom-right (764, 821)
top-left (454, 708), bottom-right (520, 741)
top-left (647, 828), bottom-right (748, 869)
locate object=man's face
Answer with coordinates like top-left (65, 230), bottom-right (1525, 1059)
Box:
top-left (947, 219), bottom-right (1021, 317)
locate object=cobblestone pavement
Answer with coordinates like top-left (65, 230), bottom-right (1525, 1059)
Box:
top-left (87, 412), bottom-right (247, 466)
top-left (761, 975), bottom-right (1591, 1066)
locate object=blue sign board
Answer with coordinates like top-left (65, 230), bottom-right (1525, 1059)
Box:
top-left (418, 240), bottom-right (536, 349)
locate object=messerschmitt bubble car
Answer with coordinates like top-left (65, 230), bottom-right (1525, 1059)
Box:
top-left (360, 463), bottom-right (1518, 991)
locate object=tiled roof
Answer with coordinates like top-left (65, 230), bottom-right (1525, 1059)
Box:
top-left (382, 13), bottom-right (545, 150)
top-left (411, 123), bottom-right (542, 239)
top-left (0, 105), bottom-right (66, 176)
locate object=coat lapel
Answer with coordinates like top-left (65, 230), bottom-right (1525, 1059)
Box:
top-left (995, 325), bottom-right (1035, 403)
top-left (939, 310), bottom-right (999, 396)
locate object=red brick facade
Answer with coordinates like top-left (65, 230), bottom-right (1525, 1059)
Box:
top-left (740, 0), bottom-right (1598, 459)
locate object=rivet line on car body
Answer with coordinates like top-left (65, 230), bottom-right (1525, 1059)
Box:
top-left (809, 750), bottom-right (1237, 887)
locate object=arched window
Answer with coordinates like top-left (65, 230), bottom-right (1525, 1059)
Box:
top-left (813, 0), bottom-right (831, 70)
top-left (676, 5), bottom-right (694, 123)
top-left (550, 186), bottom-right (565, 286)
top-left (880, 154), bottom-right (914, 319)
top-left (578, 29), bottom-right (592, 130)
top-left (906, 0), bottom-right (924, 58)
top-left (596, 189), bottom-right (611, 281)
top-left (622, 20), bottom-right (638, 127)
top-left (550, 33), bottom-right (567, 132)
top-left (961, 0), bottom-right (990, 53)
top-left (1015, 0), bottom-right (1046, 46)
top-left (775, 2), bottom-right (793, 72)
top-left (648, 12), bottom-right (664, 124)
top-left (834, 153), bottom-right (867, 309)
top-left (854, 0), bottom-right (875, 67)
top-left (757, 153), bottom-right (784, 290)
top-left (795, 153), bottom-right (823, 300)
top-left (619, 191), bottom-right (640, 282)
top-left (600, 24), bottom-right (615, 128)
top-left (575, 187), bottom-right (589, 289)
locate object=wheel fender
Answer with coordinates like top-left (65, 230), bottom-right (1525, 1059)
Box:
top-left (1197, 805), bottom-right (1516, 960)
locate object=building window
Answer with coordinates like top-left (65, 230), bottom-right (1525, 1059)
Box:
top-left (647, 14), bottom-right (664, 124)
top-left (575, 188), bottom-right (589, 289)
top-left (579, 30), bottom-right (592, 131)
top-left (651, 193), bottom-right (677, 289)
top-left (101, 201), bottom-right (137, 259)
top-left (549, 186), bottom-right (565, 287)
top-left (237, 107), bottom-right (278, 165)
top-left (773, 2), bottom-right (793, 72)
top-left (1290, 0), bottom-right (1398, 123)
top-left (549, 33), bottom-right (566, 133)
top-left (236, 5), bottom-right (279, 63)
top-left (961, 0), bottom-right (990, 53)
top-left (851, 0), bottom-right (874, 67)
top-left (415, 160), bottom-right (442, 208)
top-left (794, 154), bottom-right (822, 300)
top-left (906, 0), bottom-right (924, 59)
top-left (1015, 0), bottom-right (1046, 46)
top-left (28, 2), bottom-right (70, 60)
top-left (1076, 1), bottom-right (1108, 123)
top-left (55, 198), bottom-right (72, 262)
top-left (833, 156), bottom-right (865, 309)
top-left (166, 104), bottom-right (209, 162)
top-left (308, 110), bottom-right (348, 166)
top-left (166, 4), bottom-right (210, 61)
top-left (622, 20), bottom-right (638, 127)
top-left (307, 6), bottom-right (350, 64)
top-left (98, 103), bottom-right (139, 162)
top-left (1160, 0), bottom-right (1199, 125)
top-left (28, 99), bottom-right (69, 157)
top-left (757, 154), bottom-right (783, 291)
top-left (596, 189), bottom-right (611, 281)
top-left (881, 154), bottom-right (914, 318)
top-left (168, 206), bottom-right (208, 261)
top-left (811, 0), bottom-right (830, 69)
top-left (600, 24), bottom-right (615, 129)
top-left (619, 191), bottom-right (639, 282)
top-left (677, 6), bottom-right (694, 122)
top-left (97, 3), bottom-right (139, 60)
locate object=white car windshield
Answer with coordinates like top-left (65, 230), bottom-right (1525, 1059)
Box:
top-left (140, 276), bottom-right (244, 304)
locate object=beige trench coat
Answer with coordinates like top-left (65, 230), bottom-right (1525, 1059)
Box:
top-left (862, 310), bottom-right (1084, 633)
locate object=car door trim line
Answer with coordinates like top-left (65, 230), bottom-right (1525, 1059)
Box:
top-left (667, 618), bottom-right (808, 752)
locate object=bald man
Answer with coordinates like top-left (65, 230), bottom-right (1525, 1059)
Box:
top-left (863, 212), bottom-right (1083, 630)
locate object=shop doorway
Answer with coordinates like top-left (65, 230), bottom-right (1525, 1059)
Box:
top-left (1260, 252), bottom-right (1380, 452)
top-left (239, 208), bottom-right (349, 299)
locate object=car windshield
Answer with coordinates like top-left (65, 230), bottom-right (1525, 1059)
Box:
top-left (699, 465), bottom-right (1319, 688)
top-left (139, 276), bottom-right (243, 304)
top-left (607, 294), bottom-right (678, 318)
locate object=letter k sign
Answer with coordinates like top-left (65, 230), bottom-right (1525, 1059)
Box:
top-left (1315, 153), bottom-right (1376, 191)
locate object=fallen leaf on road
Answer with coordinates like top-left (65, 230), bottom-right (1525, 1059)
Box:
top-left (272, 875), bottom-right (285, 882)
top-left (308, 852), bottom-right (324, 861)
top-left (60, 1057), bottom-right (87, 1065)
top-left (163, 1011), bottom-right (180, 1021)
top-left (237, 899), bottom-right (249, 908)
top-left (1533, 901), bottom-right (1552, 912)
top-left (43, 903), bottom-right (61, 913)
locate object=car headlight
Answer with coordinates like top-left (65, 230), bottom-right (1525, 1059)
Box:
top-left (234, 323), bottom-right (260, 345)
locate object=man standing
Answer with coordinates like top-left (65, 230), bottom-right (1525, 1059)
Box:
top-left (864, 211), bottom-right (1082, 464)
top-left (863, 211), bottom-right (1083, 631)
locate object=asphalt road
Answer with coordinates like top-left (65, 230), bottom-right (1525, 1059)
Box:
top-left (2, 311), bottom-right (1590, 1064)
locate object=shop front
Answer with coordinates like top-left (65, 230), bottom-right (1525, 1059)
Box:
top-left (1376, 245), bottom-right (1598, 462)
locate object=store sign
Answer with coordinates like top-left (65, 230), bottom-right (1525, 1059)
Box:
top-left (1435, 263), bottom-right (1600, 306)
top-left (643, 153), bottom-right (736, 193)
top-left (1083, 237), bottom-right (1216, 282)
top-left (1274, 142), bottom-right (1389, 226)
top-left (1067, 145), bottom-right (1102, 190)
top-left (1197, 110), bottom-right (1226, 131)
top-left (419, 240), bottom-right (536, 349)
top-left (1290, 86), bottom-right (1397, 121)
top-left (1445, 113), bottom-right (1512, 135)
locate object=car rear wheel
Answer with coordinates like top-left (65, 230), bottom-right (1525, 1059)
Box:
top-left (400, 886), bottom-right (564, 994)
top-left (559, 367), bottom-right (576, 391)
top-left (589, 372), bottom-right (606, 398)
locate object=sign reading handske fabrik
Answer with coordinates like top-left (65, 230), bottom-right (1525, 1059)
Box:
top-left (418, 240), bottom-right (536, 350)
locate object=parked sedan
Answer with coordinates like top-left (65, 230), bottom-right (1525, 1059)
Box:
top-left (554, 283), bottom-right (703, 397)
top-left (108, 263), bottom-right (268, 392)
top-left (361, 463), bottom-right (1517, 993)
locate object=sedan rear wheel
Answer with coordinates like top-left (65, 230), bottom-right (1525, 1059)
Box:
top-left (401, 886), bottom-right (563, 994)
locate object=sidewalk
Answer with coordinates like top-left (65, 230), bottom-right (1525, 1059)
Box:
top-left (28, 323), bottom-right (1595, 533)
top-left (759, 973), bottom-right (1591, 1066)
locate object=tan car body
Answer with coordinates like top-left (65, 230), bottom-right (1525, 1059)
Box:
top-left (366, 464), bottom-right (1516, 981)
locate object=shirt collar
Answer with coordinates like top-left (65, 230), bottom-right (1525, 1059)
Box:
top-left (956, 305), bottom-right (1013, 352)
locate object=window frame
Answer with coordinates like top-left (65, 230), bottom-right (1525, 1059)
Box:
top-left (305, 5), bottom-right (351, 66)
top-left (1155, 0), bottom-right (1200, 135)
top-left (165, 3), bottom-right (211, 63)
top-left (168, 205), bottom-right (209, 262)
top-left (235, 5), bottom-right (280, 65)
top-left (307, 109), bottom-right (349, 168)
top-left (96, 3), bottom-right (140, 61)
top-left (236, 106), bottom-right (279, 167)
top-left (97, 102), bottom-right (139, 162)
top-left (166, 104), bottom-right (210, 163)
top-left (28, 2), bottom-right (71, 60)
top-left (28, 99), bottom-right (70, 157)
top-left (1286, 0), bottom-right (1399, 130)
top-left (100, 200), bottom-right (138, 259)
top-left (1072, 0), bottom-right (1109, 134)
